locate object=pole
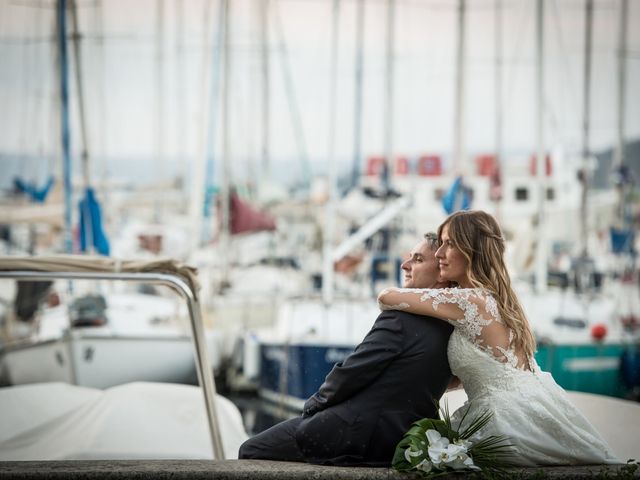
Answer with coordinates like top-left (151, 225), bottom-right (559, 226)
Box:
top-left (452, 0), bottom-right (466, 174)
top-left (580, 0), bottom-right (594, 257)
top-left (56, 0), bottom-right (73, 254)
top-left (614, 0), bottom-right (628, 170)
top-left (534, 0), bottom-right (547, 294)
top-left (322, 0), bottom-right (340, 306)
top-left (351, 0), bottom-right (365, 190)
top-left (260, 0), bottom-right (271, 179)
top-left (220, 0), bottom-right (231, 289)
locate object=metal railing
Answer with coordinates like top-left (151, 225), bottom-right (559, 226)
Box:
top-left (0, 269), bottom-right (224, 460)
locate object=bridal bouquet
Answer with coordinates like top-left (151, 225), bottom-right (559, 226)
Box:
top-left (392, 402), bottom-right (514, 477)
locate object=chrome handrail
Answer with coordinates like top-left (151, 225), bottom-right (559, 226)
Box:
top-left (0, 270), bottom-right (224, 460)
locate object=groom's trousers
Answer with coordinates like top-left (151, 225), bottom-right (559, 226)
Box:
top-left (238, 417), bottom-right (305, 462)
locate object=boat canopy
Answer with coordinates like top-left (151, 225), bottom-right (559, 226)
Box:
top-left (0, 255), bottom-right (200, 299)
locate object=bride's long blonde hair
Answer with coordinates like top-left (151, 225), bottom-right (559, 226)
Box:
top-left (438, 210), bottom-right (536, 362)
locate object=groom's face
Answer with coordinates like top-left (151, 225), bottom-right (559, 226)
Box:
top-left (400, 239), bottom-right (445, 289)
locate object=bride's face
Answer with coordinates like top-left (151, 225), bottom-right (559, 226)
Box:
top-left (435, 225), bottom-right (471, 287)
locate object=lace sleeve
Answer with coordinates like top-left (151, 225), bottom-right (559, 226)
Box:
top-left (377, 287), bottom-right (501, 340)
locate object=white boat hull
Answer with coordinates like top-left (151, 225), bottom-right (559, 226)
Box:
top-left (2, 330), bottom-right (197, 388)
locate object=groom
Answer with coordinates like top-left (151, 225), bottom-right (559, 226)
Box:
top-left (238, 232), bottom-right (454, 466)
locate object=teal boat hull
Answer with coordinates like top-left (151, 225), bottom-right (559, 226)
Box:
top-left (535, 344), bottom-right (631, 398)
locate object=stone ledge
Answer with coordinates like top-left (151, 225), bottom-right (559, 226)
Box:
top-left (1, 460), bottom-right (638, 480)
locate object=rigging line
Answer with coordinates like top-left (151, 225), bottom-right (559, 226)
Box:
top-left (272, 0), bottom-right (311, 191)
top-left (94, 0), bottom-right (107, 186)
top-left (504, 0), bottom-right (530, 121)
top-left (549, 0), bottom-right (580, 140)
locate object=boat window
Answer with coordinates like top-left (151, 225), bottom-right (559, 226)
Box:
top-left (546, 187), bottom-right (555, 200)
top-left (515, 187), bottom-right (528, 201)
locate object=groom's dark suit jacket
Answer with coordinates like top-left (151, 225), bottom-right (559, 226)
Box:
top-left (295, 310), bottom-right (453, 466)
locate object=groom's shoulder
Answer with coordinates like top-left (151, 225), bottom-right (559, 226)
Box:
top-left (375, 309), bottom-right (440, 327)
top-left (376, 310), bottom-right (452, 334)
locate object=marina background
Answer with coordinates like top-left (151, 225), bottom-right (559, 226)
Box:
top-left (1, 0), bottom-right (640, 462)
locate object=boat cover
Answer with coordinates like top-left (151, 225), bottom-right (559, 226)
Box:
top-left (0, 255), bottom-right (200, 299)
top-left (0, 381), bottom-right (247, 460)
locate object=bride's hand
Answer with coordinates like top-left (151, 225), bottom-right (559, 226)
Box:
top-left (377, 287), bottom-right (410, 311)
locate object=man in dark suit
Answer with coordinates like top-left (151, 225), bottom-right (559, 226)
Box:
top-left (238, 232), bottom-right (453, 466)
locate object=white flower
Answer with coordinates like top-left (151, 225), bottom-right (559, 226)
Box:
top-left (416, 459), bottom-right (433, 473)
top-left (454, 438), bottom-right (473, 450)
top-left (404, 445), bottom-right (423, 463)
top-left (446, 452), bottom-right (480, 471)
top-left (425, 429), bottom-right (447, 447)
top-left (425, 429), bottom-right (477, 470)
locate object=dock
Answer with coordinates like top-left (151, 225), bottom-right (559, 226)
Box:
top-left (1, 460), bottom-right (638, 480)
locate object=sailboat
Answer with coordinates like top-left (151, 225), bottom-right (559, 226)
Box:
top-left (509, 0), bottom-right (639, 399)
top-left (0, 0), bottom-right (217, 390)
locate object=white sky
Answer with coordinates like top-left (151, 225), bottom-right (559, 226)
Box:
top-left (0, 0), bottom-right (639, 187)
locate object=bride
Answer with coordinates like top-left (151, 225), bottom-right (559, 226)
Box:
top-left (378, 210), bottom-right (619, 466)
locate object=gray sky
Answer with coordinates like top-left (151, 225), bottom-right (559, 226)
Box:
top-left (0, 0), bottom-right (639, 187)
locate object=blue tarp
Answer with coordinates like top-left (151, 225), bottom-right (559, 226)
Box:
top-left (78, 187), bottom-right (110, 256)
top-left (610, 227), bottom-right (634, 254)
top-left (441, 175), bottom-right (472, 214)
top-left (13, 176), bottom-right (55, 203)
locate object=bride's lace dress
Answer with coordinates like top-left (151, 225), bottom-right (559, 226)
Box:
top-left (379, 287), bottom-right (619, 466)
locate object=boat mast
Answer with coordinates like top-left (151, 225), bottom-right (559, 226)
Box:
top-left (322, 0), bottom-right (340, 306)
top-left (70, 0), bottom-right (93, 252)
top-left (220, 0), bottom-right (231, 289)
top-left (260, 0), bottom-right (271, 180)
top-left (452, 0), bottom-right (466, 174)
top-left (614, 0), bottom-right (628, 216)
top-left (176, 0), bottom-right (186, 181)
top-left (190, 0), bottom-right (214, 249)
top-left (200, 0), bottom-right (225, 246)
top-left (155, 0), bottom-right (166, 221)
top-left (534, 0), bottom-right (547, 294)
top-left (56, 0), bottom-right (73, 254)
top-left (350, 0), bottom-right (365, 190)
top-left (383, 0), bottom-right (395, 183)
top-left (580, 0), bottom-right (594, 258)
top-left (493, 0), bottom-right (503, 220)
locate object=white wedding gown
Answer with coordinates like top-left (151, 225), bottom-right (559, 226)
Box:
top-left (379, 287), bottom-right (619, 466)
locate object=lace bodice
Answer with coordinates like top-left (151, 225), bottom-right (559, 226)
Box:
top-left (378, 287), bottom-right (530, 370)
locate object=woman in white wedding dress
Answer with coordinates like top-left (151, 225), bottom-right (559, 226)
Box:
top-left (378, 210), bottom-right (619, 466)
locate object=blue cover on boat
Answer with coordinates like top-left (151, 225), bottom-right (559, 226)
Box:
top-left (610, 227), bottom-right (634, 254)
top-left (78, 187), bottom-right (110, 256)
top-left (13, 176), bottom-right (55, 203)
top-left (441, 176), bottom-right (471, 214)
